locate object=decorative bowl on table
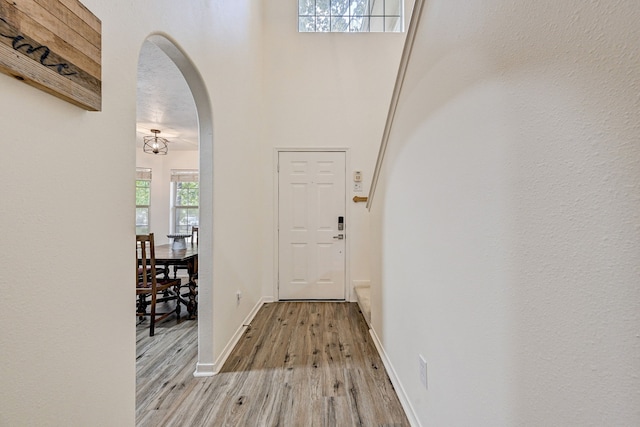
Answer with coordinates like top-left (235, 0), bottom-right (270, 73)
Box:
top-left (167, 234), bottom-right (191, 250)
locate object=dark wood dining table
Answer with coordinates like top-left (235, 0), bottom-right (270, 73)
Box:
top-left (153, 243), bottom-right (198, 319)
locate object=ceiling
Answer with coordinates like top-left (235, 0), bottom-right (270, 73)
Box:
top-left (136, 41), bottom-right (198, 151)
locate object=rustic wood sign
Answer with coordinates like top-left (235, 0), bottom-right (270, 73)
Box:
top-left (0, 0), bottom-right (101, 111)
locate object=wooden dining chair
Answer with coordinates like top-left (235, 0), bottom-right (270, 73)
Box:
top-left (136, 233), bottom-right (182, 336)
top-left (173, 226), bottom-right (198, 279)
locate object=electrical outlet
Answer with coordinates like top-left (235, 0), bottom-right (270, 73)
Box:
top-left (419, 354), bottom-right (428, 389)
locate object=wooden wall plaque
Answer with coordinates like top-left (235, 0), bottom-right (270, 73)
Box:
top-left (0, 0), bottom-right (101, 111)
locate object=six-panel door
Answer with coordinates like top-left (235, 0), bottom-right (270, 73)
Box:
top-left (278, 151), bottom-right (346, 300)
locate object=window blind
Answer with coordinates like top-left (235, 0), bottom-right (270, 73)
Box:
top-left (136, 167), bottom-right (152, 180)
top-left (171, 169), bottom-right (199, 182)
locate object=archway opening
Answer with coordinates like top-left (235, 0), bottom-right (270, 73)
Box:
top-left (136, 34), bottom-right (214, 376)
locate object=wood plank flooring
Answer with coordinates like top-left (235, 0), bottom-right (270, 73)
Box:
top-left (136, 302), bottom-right (409, 426)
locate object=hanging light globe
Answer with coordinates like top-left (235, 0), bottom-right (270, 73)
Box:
top-left (143, 129), bottom-right (169, 155)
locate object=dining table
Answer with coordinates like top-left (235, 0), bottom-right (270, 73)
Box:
top-left (153, 243), bottom-right (198, 319)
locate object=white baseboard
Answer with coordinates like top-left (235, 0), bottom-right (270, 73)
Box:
top-left (201, 297), bottom-right (272, 376)
top-left (369, 327), bottom-right (422, 427)
top-left (193, 363), bottom-right (215, 377)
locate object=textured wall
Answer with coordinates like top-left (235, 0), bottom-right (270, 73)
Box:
top-left (0, 1), bottom-right (265, 424)
top-left (259, 1), bottom-right (412, 299)
top-left (370, 0), bottom-right (640, 425)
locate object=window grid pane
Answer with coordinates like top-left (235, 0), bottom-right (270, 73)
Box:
top-left (298, 0), bottom-right (402, 33)
top-left (136, 180), bottom-right (150, 206)
top-left (351, 16), bottom-right (369, 32)
top-left (299, 0), bottom-right (315, 15)
top-left (174, 180), bottom-right (199, 235)
top-left (136, 178), bottom-right (151, 234)
top-left (175, 208), bottom-right (199, 234)
top-left (136, 207), bottom-right (149, 235)
top-left (299, 16), bottom-right (315, 31)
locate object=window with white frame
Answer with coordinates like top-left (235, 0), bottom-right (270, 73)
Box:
top-left (171, 169), bottom-right (199, 235)
top-left (136, 168), bottom-right (152, 235)
top-left (298, 0), bottom-right (403, 32)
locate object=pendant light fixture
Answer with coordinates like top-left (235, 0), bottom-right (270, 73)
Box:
top-left (143, 129), bottom-right (169, 155)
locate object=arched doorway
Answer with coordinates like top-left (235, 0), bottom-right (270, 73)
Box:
top-left (137, 34), bottom-right (214, 375)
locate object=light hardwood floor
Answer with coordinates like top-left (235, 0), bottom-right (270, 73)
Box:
top-left (136, 301), bottom-right (409, 426)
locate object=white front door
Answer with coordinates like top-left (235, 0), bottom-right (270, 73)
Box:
top-left (278, 151), bottom-right (346, 300)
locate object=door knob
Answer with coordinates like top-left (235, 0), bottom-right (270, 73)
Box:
top-left (333, 234), bottom-right (344, 240)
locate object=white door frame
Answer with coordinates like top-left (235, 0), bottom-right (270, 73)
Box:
top-left (273, 147), bottom-right (351, 302)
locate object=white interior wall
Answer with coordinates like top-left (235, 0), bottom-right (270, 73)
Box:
top-left (0, 1), bottom-right (264, 424)
top-left (205, 2), bottom-right (265, 369)
top-left (370, 0), bottom-right (640, 425)
top-left (260, 1), bottom-right (413, 300)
